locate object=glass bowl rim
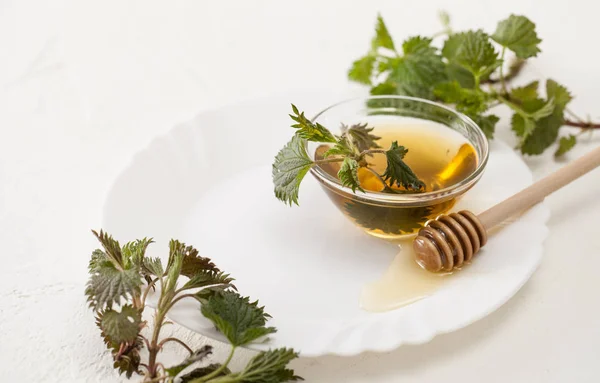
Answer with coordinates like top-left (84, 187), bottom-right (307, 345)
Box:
top-left (307, 95), bottom-right (489, 204)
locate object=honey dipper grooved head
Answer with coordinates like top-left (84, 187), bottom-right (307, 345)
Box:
top-left (413, 210), bottom-right (487, 272)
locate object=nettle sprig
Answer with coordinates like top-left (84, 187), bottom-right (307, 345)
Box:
top-left (85, 230), bottom-right (302, 383)
top-left (348, 12), bottom-right (598, 157)
top-left (272, 105), bottom-right (425, 205)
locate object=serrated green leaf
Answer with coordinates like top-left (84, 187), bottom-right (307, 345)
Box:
top-left (181, 363), bottom-right (231, 382)
top-left (324, 134), bottom-right (355, 158)
top-left (434, 81), bottom-right (488, 116)
top-left (555, 135), bottom-right (577, 157)
top-left (201, 291), bottom-right (276, 347)
top-left (348, 55), bottom-right (376, 85)
top-left (511, 114), bottom-right (537, 141)
top-left (232, 348), bottom-right (302, 383)
top-left (92, 230), bottom-right (124, 267)
top-left (121, 238), bottom-right (153, 268)
top-left (337, 158), bottom-right (364, 193)
top-left (165, 345), bottom-right (213, 377)
top-left (492, 15), bottom-right (541, 59)
top-left (445, 63), bottom-right (475, 89)
top-left (443, 30), bottom-right (499, 78)
top-left (181, 271), bottom-right (235, 291)
top-left (546, 79), bottom-right (572, 109)
top-left (510, 81), bottom-right (539, 103)
top-left (143, 256), bottom-right (164, 277)
top-left (372, 14), bottom-right (395, 51)
top-left (382, 141), bottom-right (425, 191)
top-left (272, 135), bottom-right (315, 205)
top-left (520, 111), bottom-right (565, 155)
top-left (470, 114), bottom-right (500, 139)
top-left (289, 105), bottom-right (336, 143)
top-left (529, 98), bottom-right (555, 120)
top-left (100, 305), bottom-right (142, 344)
top-left (167, 240), bottom-right (220, 278)
top-left (85, 262), bottom-right (142, 309)
top-left (370, 81), bottom-right (397, 95)
top-left (343, 123), bottom-right (381, 152)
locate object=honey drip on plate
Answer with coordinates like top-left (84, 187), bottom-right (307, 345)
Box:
top-left (360, 242), bottom-right (452, 312)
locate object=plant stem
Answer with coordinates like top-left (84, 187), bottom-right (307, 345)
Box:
top-left (564, 119), bottom-right (600, 129)
top-left (314, 157), bottom-right (345, 165)
top-left (498, 47), bottom-right (508, 94)
top-left (158, 337), bottom-right (193, 354)
top-left (142, 278), bottom-right (159, 306)
top-left (364, 166), bottom-right (388, 190)
top-left (482, 58), bottom-right (525, 85)
top-left (165, 293), bottom-right (198, 312)
top-left (147, 309), bottom-right (167, 378)
top-left (195, 347), bottom-right (236, 382)
top-left (360, 148), bottom-right (386, 156)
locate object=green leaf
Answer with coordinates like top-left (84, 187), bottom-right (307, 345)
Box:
top-left (520, 111), bottom-right (565, 155)
top-left (167, 240), bottom-right (220, 278)
top-left (546, 79), bottom-right (573, 109)
top-left (338, 158), bottom-right (364, 193)
top-left (433, 81), bottom-right (488, 115)
top-left (386, 36), bottom-right (447, 98)
top-left (181, 271), bottom-right (235, 291)
top-left (289, 105), bottom-right (336, 143)
top-left (348, 55), bottom-right (376, 85)
top-left (324, 134), bottom-right (355, 158)
top-left (100, 305), bottom-right (142, 344)
top-left (234, 348), bottom-right (302, 383)
top-left (85, 261), bottom-right (142, 309)
top-left (143, 256), bottom-right (164, 277)
top-left (529, 98), bottom-right (555, 120)
top-left (121, 238), bottom-right (153, 268)
top-left (165, 345), bottom-right (213, 377)
top-left (445, 63), bottom-right (475, 89)
top-left (272, 134), bottom-right (315, 205)
top-left (382, 141), bottom-right (425, 191)
top-left (180, 364), bottom-right (231, 382)
top-left (370, 81), bottom-right (398, 95)
top-left (92, 230), bottom-right (124, 267)
top-left (372, 14), bottom-right (395, 51)
top-left (511, 114), bottom-right (537, 141)
top-left (492, 15), bottom-right (541, 59)
top-left (510, 81), bottom-right (539, 103)
top-left (343, 123), bottom-right (381, 152)
top-left (443, 30), bottom-right (499, 78)
top-left (555, 135), bottom-right (577, 157)
top-left (201, 291), bottom-right (276, 347)
top-left (470, 114), bottom-right (500, 139)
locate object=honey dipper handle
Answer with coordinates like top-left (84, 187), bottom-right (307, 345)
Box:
top-left (478, 145), bottom-right (600, 229)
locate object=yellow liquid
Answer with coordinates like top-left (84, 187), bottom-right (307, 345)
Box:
top-left (360, 243), bottom-right (451, 312)
top-left (316, 123), bottom-right (478, 239)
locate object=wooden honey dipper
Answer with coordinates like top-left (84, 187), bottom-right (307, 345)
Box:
top-left (414, 145), bottom-right (600, 272)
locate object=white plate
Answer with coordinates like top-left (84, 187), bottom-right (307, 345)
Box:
top-left (102, 91), bottom-right (550, 357)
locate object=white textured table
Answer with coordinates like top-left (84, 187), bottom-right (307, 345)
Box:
top-left (1, 1), bottom-right (599, 382)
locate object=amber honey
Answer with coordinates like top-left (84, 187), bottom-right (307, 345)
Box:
top-left (316, 123), bottom-right (478, 239)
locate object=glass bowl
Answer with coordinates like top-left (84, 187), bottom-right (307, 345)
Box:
top-left (307, 95), bottom-right (489, 240)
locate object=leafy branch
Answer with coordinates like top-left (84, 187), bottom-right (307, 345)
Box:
top-left (272, 106), bottom-right (425, 205)
top-left (348, 12), bottom-right (598, 157)
top-left (86, 231), bottom-right (301, 382)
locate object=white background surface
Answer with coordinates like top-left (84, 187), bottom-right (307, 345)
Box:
top-left (1, 0), bottom-right (599, 382)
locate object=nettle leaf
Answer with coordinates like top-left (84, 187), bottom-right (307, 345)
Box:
top-left (180, 363), bottom-right (231, 382)
top-left (372, 14), bottom-right (395, 51)
top-left (492, 15), bottom-right (541, 59)
top-left (121, 238), bottom-right (153, 268)
top-left (511, 114), bottom-right (537, 141)
top-left (383, 141), bottom-right (425, 191)
top-left (520, 111), bottom-right (564, 155)
top-left (337, 158), bottom-right (364, 193)
top-left (181, 271), bottom-right (235, 291)
top-left (387, 36), bottom-right (446, 98)
top-left (434, 81), bottom-right (488, 116)
top-left (143, 256), bottom-right (164, 277)
top-left (555, 135), bottom-right (577, 157)
top-left (369, 81), bottom-right (397, 95)
top-left (470, 114), bottom-right (500, 139)
top-left (85, 261), bottom-right (142, 309)
top-left (443, 30), bottom-right (499, 78)
top-left (348, 55), bottom-right (376, 85)
top-left (234, 348), bottom-right (302, 383)
top-left (272, 134), bottom-right (315, 205)
top-left (93, 230), bottom-right (124, 267)
top-left (165, 345), bottom-right (213, 377)
top-left (289, 104), bottom-right (336, 143)
top-left (343, 123), bottom-right (381, 152)
top-left (529, 98), bottom-right (555, 120)
top-left (510, 81), bottom-right (539, 103)
top-left (201, 291), bottom-right (276, 347)
top-left (168, 240), bottom-right (220, 278)
top-left (100, 305), bottom-right (142, 344)
top-left (546, 79), bottom-right (573, 109)
top-left (324, 134), bottom-right (355, 158)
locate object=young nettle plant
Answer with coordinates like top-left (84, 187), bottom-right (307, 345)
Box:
top-left (85, 230), bottom-right (302, 383)
top-left (348, 13), bottom-right (599, 157)
top-left (272, 105), bottom-right (425, 205)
